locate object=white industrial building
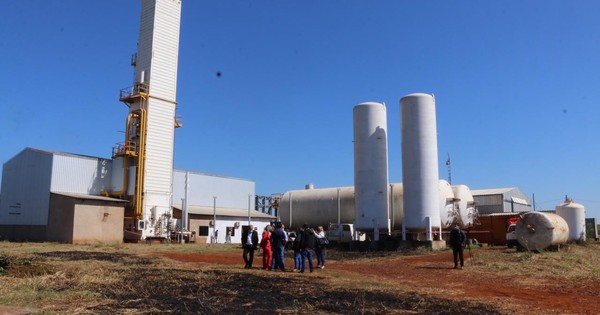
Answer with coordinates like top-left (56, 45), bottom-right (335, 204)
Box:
top-left (0, 1), bottom-right (275, 244)
top-left (471, 187), bottom-right (532, 215)
top-left (0, 147), bottom-right (274, 243)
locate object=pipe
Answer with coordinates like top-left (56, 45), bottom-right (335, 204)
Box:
top-left (135, 108), bottom-right (147, 220)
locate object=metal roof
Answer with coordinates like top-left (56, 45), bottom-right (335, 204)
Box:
top-left (51, 192), bottom-right (129, 203)
top-left (172, 205), bottom-right (276, 219)
top-left (25, 147), bottom-right (110, 161)
top-left (174, 169), bottom-right (255, 183)
top-left (471, 188), bottom-right (518, 196)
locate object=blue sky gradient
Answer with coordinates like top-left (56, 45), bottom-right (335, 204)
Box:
top-left (1, 1), bottom-right (599, 218)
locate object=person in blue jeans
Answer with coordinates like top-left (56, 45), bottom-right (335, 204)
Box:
top-left (270, 222), bottom-right (287, 272)
top-left (300, 224), bottom-right (316, 273)
top-left (292, 227), bottom-right (303, 272)
top-left (315, 226), bottom-right (326, 269)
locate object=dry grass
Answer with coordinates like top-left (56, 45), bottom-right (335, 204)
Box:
top-left (1, 241), bottom-right (599, 314)
top-left (469, 242), bottom-right (600, 280)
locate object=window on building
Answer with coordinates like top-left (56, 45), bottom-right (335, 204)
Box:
top-left (199, 226), bottom-right (209, 236)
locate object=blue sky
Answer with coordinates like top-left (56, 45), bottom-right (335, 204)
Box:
top-left (1, 1), bottom-right (599, 219)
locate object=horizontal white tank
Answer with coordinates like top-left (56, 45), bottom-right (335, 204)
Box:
top-left (451, 185), bottom-right (476, 228)
top-left (279, 187), bottom-right (356, 230)
top-left (280, 185), bottom-right (403, 231)
top-left (439, 180), bottom-right (455, 228)
top-left (279, 181), bottom-right (454, 232)
top-left (556, 200), bottom-right (586, 242)
top-left (516, 212), bottom-right (569, 251)
top-left (353, 102), bottom-right (390, 231)
top-left (401, 93), bottom-right (441, 230)
top-left (389, 183), bottom-right (404, 231)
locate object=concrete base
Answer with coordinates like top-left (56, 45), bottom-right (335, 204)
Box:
top-left (398, 240), bottom-right (447, 251)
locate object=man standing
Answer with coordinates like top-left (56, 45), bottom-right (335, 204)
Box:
top-left (241, 225), bottom-right (258, 269)
top-left (270, 222), bottom-right (287, 272)
top-left (300, 224), bottom-right (316, 273)
top-left (449, 224), bottom-right (466, 269)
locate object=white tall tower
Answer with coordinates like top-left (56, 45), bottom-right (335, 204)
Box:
top-left (112, 0), bottom-right (182, 240)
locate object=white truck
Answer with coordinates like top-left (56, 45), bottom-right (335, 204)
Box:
top-left (326, 223), bottom-right (366, 244)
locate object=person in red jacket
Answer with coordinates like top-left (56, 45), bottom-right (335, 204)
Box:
top-left (260, 225), bottom-right (273, 270)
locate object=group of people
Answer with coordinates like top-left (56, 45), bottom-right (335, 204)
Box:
top-left (243, 222), bottom-right (468, 271)
top-left (241, 222), bottom-right (327, 272)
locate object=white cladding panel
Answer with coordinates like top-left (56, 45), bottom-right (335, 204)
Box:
top-left (353, 102), bottom-right (390, 231)
top-left (172, 170), bottom-right (256, 210)
top-left (0, 149), bottom-right (53, 225)
top-left (149, 0), bottom-right (181, 100)
top-left (135, 0), bottom-right (155, 85)
top-left (50, 154), bottom-right (112, 195)
top-left (135, 0), bottom-right (181, 101)
top-left (401, 93), bottom-right (441, 229)
top-left (110, 157), bottom-right (125, 192)
top-left (144, 98), bottom-right (175, 198)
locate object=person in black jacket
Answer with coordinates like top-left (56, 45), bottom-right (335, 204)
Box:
top-left (241, 225), bottom-right (259, 269)
top-left (292, 227), bottom-right (303, 272)
top-left (449, 224), bottom-right (466, 269)
top-left (300, 224), bottom-right (316, 273)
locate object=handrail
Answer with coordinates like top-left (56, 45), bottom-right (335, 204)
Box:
top-left (120, 83), bottom-right (149, 101)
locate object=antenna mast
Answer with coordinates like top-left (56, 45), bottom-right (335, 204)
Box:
top-left (446, 152), bottom-right (452, 184)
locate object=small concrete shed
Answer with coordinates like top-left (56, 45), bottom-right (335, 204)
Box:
top-left (47, 192), bottom-right (127, 244)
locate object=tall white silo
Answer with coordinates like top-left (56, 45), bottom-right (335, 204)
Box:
top-left (556, 199), bottom-right (586, 242)
top-left (400, 93), bottom-right (441, 238)
top-left (353, 102), bottom-right (390, 237)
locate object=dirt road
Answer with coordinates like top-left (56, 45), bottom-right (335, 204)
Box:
top-left (159, 249), bottom-right (600, 314)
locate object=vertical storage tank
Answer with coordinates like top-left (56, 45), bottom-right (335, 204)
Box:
top-left (353, 102), bottom-right (390, 233)
top-left (556, 199), bottom-right (586, 242)
top-left (516, 212), bottom-right (569, 251)
top-left (400, 93), bottom-right (441, 232)
top-left (451, 185), bottom-right (476, 228)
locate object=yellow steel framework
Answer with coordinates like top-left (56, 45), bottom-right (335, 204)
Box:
top-left (100, 83), bottom-right (150, 221)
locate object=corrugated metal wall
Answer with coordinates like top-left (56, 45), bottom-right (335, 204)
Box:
top-left (144, 98), bottom-right (175, 196)
top-left (172, 170), bottom-right (256, 210)
top-left (134, 0), bottom-right (180, 100)
top-left (135, 0), bottom-right (181, 225)
top-left (473, 188), bottom-right (532, 215)
top-left (0, 149), bottom-right (53, 225)
top-left (51, 153), bottom-right (112, 195)
top-left (149, 0), bottom-right (180, 101)
top-left (502, 189), bottom-right (531, 213)
top-left (135, 0), bottom-right (155, 85)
